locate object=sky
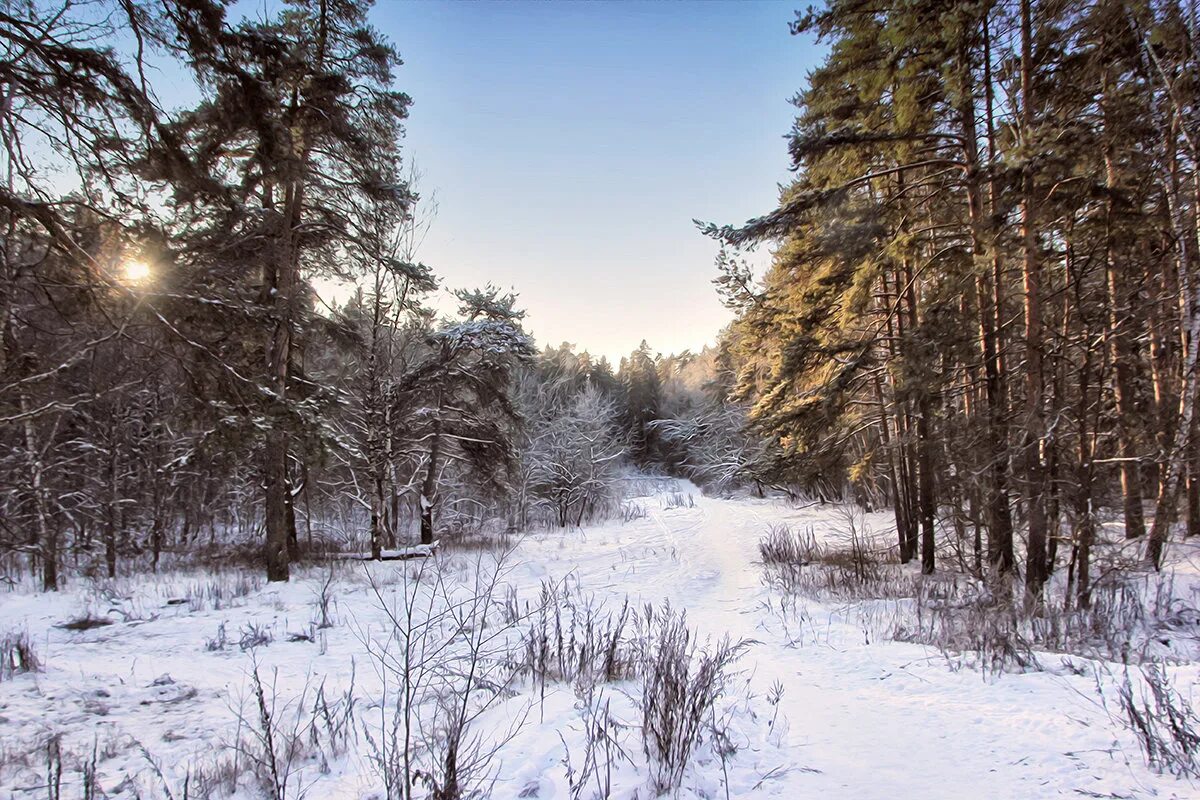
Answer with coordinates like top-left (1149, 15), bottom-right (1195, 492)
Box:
top-left (369, 0), bottom-right (824, 364)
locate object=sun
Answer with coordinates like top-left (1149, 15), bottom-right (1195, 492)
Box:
top-left (122, 260), bottom-right (152, 284)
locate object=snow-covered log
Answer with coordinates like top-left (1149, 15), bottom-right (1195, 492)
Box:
top-left (342, 541), bottom-right (440, 561)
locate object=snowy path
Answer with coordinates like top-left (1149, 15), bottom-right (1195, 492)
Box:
top-left (1, 485), bottom-right (1196, 799)
top-left (511, 484), bottom-right (1194, 799)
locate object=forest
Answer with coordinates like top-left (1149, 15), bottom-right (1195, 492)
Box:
top-left (707, 0), bottom-right (1200, 598)
top-left (0, 0), bottom-right (753, 590)
top-left (3, 1), bottom-right (1200, 799)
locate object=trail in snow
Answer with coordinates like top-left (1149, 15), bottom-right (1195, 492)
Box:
top-left (508, 482), bottom-right (1195, 799)
top-left (0, 483), bottom-right (1196, 799)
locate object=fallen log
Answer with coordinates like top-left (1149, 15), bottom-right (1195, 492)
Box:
top-left (341, 541), bottom-right (439, 561)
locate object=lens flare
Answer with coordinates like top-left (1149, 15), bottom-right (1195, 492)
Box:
top-left (123, 260), bottom-right (151, 283)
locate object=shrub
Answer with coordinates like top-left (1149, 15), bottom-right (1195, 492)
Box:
top-left (620, 502), bottom-right (648, 524)
top-left (894, 572), bottom-right (1200, 673)
top-left (640, 605), bottom-right (747, 795)
top-left (661, 491), bottom-right (694, 510)
top-left (759, 522), bottom-right (914, 602)
top-left (1108, 662), bottom-right (1200, 777)
top-left (238, 622), bottom-right (274, 651)
top-left (310, 565), bottom-right (339, 630)
top-left (560, 687), bottom-right (632, 800)
top-left (185, 571), bottom-right (264, 613)
top-left (360, 551), bottom-right (528, 800)
top-left (519, 582), bottom-right (638, 693)
top-left (894, 581), bottom-right (1041, 675)
top-left (757, 523), bottom-right (819, 566)
top-left (0, 630), bottom-right (38, 681)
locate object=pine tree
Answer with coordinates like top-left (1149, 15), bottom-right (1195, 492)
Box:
top-left (619, 340), bottom-right (662, 464)
top-left (157, 0), bottom-right (412, 580)
top-left (706, 0), bottom-right (1200, 589)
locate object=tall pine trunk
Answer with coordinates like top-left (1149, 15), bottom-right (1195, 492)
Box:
top-left (1146, 124), bottom-right (1200, 568)
top-left (897, 175), bottom-right (936, 574)
top-left (263, 177), bottom-right (301, 583)
top-left (884, 265), bottom-right (918, 562)
top-left (961, 45), bottom-right (1015, 575)
top-left (981, 10), bottom-right (1015, 575)
top-left (1102, 68), bottom-right (1147, 540)
top-left (1143, 15), bottom-right (1200, 566)
top-left (1188, 408), bottom-right (1200, 537)
top-left (1019, 0), bottom-right (1049, 599)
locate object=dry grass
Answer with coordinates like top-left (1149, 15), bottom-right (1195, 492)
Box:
top-left (516, 582), bottom-right (748, 795)
top-left (517, 581), bottom-right (640, 693)
top-left (640, 604), bottom-right (748, 795)
top-left (758, 522), bottom-right (916, 602)
top-left (758, 510), bottom-right (1200, 674)
top-left (895, 572), bottom-right (1200, 674)
top-left (183, 571), bottom-right (265, 613)
top-left (1103, 662), bottom-right (1200, 778)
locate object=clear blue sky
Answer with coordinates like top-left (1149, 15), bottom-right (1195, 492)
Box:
top-left (371, 0), bottom-right (823, 363)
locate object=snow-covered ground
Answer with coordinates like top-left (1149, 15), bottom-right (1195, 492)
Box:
top-left (2, 481), bottom-right (1199, 799)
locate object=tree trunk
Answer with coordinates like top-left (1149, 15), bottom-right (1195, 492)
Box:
top-left (285, 470), bottom-right (300, 562)
top-left (1019, 0), bottom-right (1048, 600)
top-left (264, 431), bottom-right (291, 582)
top-left (896, 182), bottom-right (936, 574)
top-left (150, 514), bottom-right (163, 573)
top-left (105, 447), bottom-right (119, 579)
top-left (916, 398), bottom-right (936, 575)
top-left (891, 232), bottom-right (922, 564)
top-left (874, 373), bottom-right (909, 562)
top-left (262, 172), bottom-right (301, 583)
top-left (385, 406), bottom-right (399, 548)
top-left (979, 8), bottom-right (1016, 577)
top-left (1146, 151), bottom-right (1200, 567)
top-left (19, 388), bottom-right (56, 590)
top-left (420, 420), bottom-right (442, 546)
top-left (962, 59), bottom-right (1015, 576)
top-left (1102, 70), bottom-right (1148, 540)
top-left (1144, 25), bottom-right (1200, 562)
top-left (1188, 407), bottom-right (1200, 537)
top-left (1046, 430), bottom-right (1060, 574)
top-left (371, 470), bottom-right (385, 560)
top-left (1074, 471), bottom-right (1095, 609)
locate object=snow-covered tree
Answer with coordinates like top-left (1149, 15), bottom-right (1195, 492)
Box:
top-left (390, 287), bottom-right (533, 545)
top-left (526, 385), bottom-right (627, 527)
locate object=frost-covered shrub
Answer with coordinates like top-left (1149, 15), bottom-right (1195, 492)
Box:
top-left (518, 582), bottom-right (639, 692)
top-left (895, 583), bottom-right (1041, 675)
top-left (185, 571), bottom-right (264, 612)
top-left (522, 386), bottom-right (627, 528)
top-left (758, 519), bottom-right (913, 601)
top-left (758, 523), bottom-right (819, 566)
top-left (620, 501), bottom-right (648, 523)
top-left (560, 686), bottom-right (632, 800)
top-left (640, 606), bottom-right (747, 795)
top-left (1111, 662), bottom-right (1200, 777)
top-left (231, 665), bottom-right (357, 800)
top-left (661, 491), bottom-right (694, 510)
top-left (647, 402), bottom-right (767, 495)
top-left (517, 588), bottom-right (748, 795)
top-left (238, 622), bottom-right (275, 651)
top-left (0, 630), bottom-right (38, 680)
top-left (896, 572), bottom-right (1200, 672)
top-left (360, 552), bottom-right (527, 800)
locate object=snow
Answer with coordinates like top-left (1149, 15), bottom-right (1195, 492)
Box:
top-left (2, 481), bottom-right (1198, 799)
